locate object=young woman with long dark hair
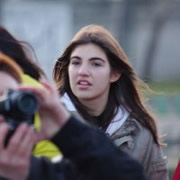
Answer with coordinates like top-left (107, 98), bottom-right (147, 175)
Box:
top-left (53, 24), bottom-right (168, 180)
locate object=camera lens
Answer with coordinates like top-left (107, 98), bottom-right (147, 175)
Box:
top-left (16, 93), bottom-right (38, 114)
top-left (1, 90), bottom-right (38, 131)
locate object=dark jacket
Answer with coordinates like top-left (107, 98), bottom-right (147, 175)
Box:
top-left (28, 116), bottom-right (148, 180)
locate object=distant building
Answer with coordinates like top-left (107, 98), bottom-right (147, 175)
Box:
top-left (1, 0), bottom-right (180, 82)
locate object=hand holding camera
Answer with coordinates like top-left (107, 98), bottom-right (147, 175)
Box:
top-left (0, 89), bottom-right (38, 146)
top-left (0, 81), bottom-right (70, 146)
top-left (18, 81), bottom-right (70, 141)
top-left (0, 89), bottom-right (38, 130)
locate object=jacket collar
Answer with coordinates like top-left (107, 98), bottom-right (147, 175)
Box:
top-left (61, 93), bottom-right (129, 136)
top-left (105, 107), bottom-right (129, 136)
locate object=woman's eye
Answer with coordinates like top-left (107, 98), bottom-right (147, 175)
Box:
top-left (71, 61), bottom-right (80, 65)
top-left (92, 62), bottom-right (101, 67)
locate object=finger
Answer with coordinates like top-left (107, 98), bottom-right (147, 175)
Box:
top-left (0, 115), bottom-right (5, 124)
top-left (40, 81), bottom-right (56, 94)
top-left (19, 81), bottom-right (56, 95)
top-left (7, 123), bottom-right (29, 153)
top-left (0, 123), bottom-right (10, 150)
top-left (18, 86), bottom-right (48, 102)
top-left (16, 125), bottom-right (36, 156)
top-left (18, 85), bottom-right (44, 94)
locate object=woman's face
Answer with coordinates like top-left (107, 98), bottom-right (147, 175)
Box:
top-left (68, 43), bottom-right (120, 103)
top-left (0, 72), bottom-right (18, 96)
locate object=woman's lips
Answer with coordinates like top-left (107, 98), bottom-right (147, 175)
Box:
top-left (77, 80), bottom-right (91, 89)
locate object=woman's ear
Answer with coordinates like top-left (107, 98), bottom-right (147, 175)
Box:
top-left (110, 71), bottom-right (121, 83)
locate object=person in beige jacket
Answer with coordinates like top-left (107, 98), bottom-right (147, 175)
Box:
top-left (53, 24), bottom-right (169, 180)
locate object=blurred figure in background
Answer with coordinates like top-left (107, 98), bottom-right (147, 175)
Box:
top-left (53, 24), bottom-right (168, 180)
top-left (0, 25), bottom-right (61, 159)
top-left (172, 161), bottom-right (180, 180)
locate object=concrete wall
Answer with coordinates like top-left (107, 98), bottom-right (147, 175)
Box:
top-left (1, 0), bottom-right (73, 81)
top-left (1, 0), bottom-right (180, 82)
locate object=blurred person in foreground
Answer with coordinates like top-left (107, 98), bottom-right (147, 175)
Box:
top-left (0, 25), bottom-right (61, 160)
top-left (0, 53), bottom-right (148, 180)
top-left (53, 24), bottom-right (168, 180)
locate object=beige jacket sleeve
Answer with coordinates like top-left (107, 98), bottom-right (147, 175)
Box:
top-left (111, 118), bottom-right (169, 180)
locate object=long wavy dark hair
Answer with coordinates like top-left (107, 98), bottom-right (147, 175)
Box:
top-left (0, 25), bottom-right (45, 80)
top-left (53, 24), bottom-right (159, 144)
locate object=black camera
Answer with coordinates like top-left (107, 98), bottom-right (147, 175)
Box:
top-left (0, 89), bottom-right (38, 131)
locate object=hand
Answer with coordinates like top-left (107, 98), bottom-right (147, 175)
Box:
top-left (0, 117), bottom-right (35, 180)
top-left (18, 81), bottom-right (70, 141)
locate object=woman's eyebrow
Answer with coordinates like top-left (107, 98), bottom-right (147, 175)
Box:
top-left (70, 56), bottom-right (81, 60)
top-left (70, 56), bottom-right (105, 62)
top-left (89, 57), bottom-right (105, 62)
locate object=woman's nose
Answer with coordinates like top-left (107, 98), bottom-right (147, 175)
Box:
top-left (78, 64), bottom-right (90, 76)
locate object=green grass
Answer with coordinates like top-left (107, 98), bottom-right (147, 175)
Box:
top-left (169, 167), bottom-right (176, 179)
top-left (142, 82), bottom-right (180, 114)
top-left (145, 82), bottom-right (180, 177)
top-left (148, 82), bottom-right (180, 95)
